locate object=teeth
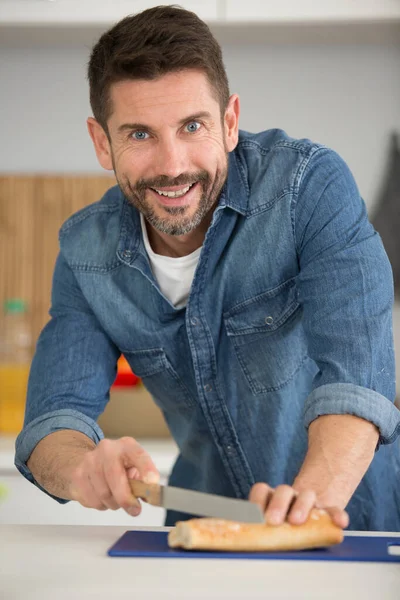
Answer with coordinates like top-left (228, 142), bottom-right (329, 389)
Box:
top-left (153, 183), bottom-right (193, 198)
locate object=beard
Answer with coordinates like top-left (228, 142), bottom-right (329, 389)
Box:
top-left (115, 159), bottom-right (228, 236)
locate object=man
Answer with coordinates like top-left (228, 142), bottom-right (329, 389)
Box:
top-left (15, 5), bottom-right (400, 531)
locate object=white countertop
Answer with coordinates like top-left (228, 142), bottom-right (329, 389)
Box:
top-left (1, 525), bottom-right (400, 599)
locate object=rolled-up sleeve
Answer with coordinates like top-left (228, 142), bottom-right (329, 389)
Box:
top-left (14, 252), bottom-right (120, 501)
top-left (295, 147), bottom-right (400, 446)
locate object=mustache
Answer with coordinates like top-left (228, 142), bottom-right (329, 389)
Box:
top-left (133, 171), bottom-right (210, 193)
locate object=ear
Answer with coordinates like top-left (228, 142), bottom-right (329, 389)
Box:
top-left (87, 117), bottom-right (113, 171)
top-left (224, 94), bottom-right (240, 152)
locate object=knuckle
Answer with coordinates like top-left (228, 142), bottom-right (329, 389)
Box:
top-left (276, 484), bottom-right (293, 495)
top-left (297, 489), bottom-right (316, 504)
top-left (71, 465), bottom-right (85, 485)
top-left (98, 489), bottom-right (113, 503)
top-left (98, 438), bottom-right (113, 453)
top-left (120, 436), bottom-right (136, 448)
top-left (78, 493), bottom-right (104, 510)
top-left (135, 446), bottom-right (147, 458)
top-left (249, 482), bottom-right (271, 504)
top-left (253, 482), bottom-right (270, 493)
top-left (308, 490), bottom-right (317, 502)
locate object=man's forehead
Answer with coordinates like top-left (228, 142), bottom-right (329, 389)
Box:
top-left (109, 71), bottom-right (218, 120)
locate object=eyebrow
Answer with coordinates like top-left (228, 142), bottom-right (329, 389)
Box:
top-left (117, 111), bottom-right (213, 135)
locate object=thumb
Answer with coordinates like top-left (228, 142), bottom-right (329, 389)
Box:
top-left (142, 470), bottom-right (160, 484)
top-left (120, 437), bottom-right (160, 484)
top-left (126, 467), bottom-right (140, 480)
top-left (126, 466), bottom-right (160, 484)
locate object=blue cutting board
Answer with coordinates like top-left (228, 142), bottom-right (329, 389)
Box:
top-left (107, 531), bottom-right (400, 562)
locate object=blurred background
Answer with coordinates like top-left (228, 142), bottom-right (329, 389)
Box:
top-left (0, 1), bottom-right (399, 525)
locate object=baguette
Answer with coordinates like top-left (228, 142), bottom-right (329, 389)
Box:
top-left (168, 508), bottom-right (344, 552)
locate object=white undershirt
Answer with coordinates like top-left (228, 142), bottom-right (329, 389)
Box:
top-left (140, 214), bottom-right (202, 309)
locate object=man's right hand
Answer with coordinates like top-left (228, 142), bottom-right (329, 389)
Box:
top-left (68, 436), bottom-right (160, 516)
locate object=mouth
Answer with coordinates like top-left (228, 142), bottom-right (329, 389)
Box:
top-left (148, 182), bottom-right (199, 207)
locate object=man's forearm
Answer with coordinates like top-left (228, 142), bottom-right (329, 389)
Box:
top-left (27, 430), bottom-right (96, 500)
top-left (292, 414), bottom-right (379, 508)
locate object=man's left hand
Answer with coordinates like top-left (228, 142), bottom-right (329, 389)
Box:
top-left (249, 482), bottom-right (349, 529)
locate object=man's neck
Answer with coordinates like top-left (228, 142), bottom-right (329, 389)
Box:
top-left (145, 216), bottom-right (212, 257)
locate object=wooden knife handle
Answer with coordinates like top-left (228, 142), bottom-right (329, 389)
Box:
top-left (129, 480), bottom-right (162, 506)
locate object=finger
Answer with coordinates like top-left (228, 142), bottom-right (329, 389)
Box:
top-left (123, 498), bottom-right (142, 518)
top-left (125, 467), bottom-right (145, 514)
top-left (88, 466), bottom-right (120, 511)
top-left (71, 477), bottom-right (108, 511)
top-left (126, 466), bottom-right (140, 479)
top-left (324, 506), bottom-right (350, 529)
top-left (103, 456), bottom-right (142, 515)
top-left (72, 488), bottom-right (107, 510)
top-left (70, 465), bottom-right (108, 511)
top-left (100, 440), bottom-right (143, 513)
top-left (86, 451), bottom-right (120, 510)
top-left (265, 485), bottom-right (297, 525)
top-left (287, 489), bottom-right (317, 525)
top-left (249, 482), bottom-right (274, 514)
top-left (121, 437), bottom-right (160, 484)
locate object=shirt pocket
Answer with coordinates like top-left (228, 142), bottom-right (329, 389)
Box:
top-left (121, 348), bottom-right (196, 413)
top-left (224, 278), bottom-right (308, 394)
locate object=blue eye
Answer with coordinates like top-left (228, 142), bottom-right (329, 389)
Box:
top-left (185, 121), bottom-right (201, 133)
top-left (132, 131), bottom-right (149, 140)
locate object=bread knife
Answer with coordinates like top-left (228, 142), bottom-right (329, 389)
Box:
top-left (130, 480), bottom-right (265, 523)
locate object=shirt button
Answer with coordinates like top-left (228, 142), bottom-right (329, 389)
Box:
top-left (204, 384), bottom-right (212, 393)
top-left (265, 316), bottom-right (274, 325)
top-left (225, 445), bottom-right (234, 454)
top-left (123, 250), bottom-right (132, 258)
top-left (191, 317), bottom-right (199, 326)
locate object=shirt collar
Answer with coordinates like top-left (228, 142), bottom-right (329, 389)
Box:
top-left (218, 147), bottom-right (249, 216)
top-left (118, 143), bottom-right (249, 264)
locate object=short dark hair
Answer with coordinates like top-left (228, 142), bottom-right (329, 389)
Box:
top-left (87, 5), bottom-right (230, 132)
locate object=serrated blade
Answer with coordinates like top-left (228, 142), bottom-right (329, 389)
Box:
top-left (162, 486), bottom-right (265, 523)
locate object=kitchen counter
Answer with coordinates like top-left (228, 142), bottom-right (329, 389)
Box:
top-left (1, 525), bottom-right (400, 599)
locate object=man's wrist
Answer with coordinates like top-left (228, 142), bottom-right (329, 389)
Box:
top-left (292, 414), bottom-right (379, 509)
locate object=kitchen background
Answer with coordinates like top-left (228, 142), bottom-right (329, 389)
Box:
top-left (0, 1), bottom-right (399, 525)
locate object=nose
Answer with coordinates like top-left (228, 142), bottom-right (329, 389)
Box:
top-left (155, 136), bottom-right (188, 180)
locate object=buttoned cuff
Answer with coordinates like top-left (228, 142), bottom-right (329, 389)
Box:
top-left (304, 383), bottom-right (400, 446)
top-left (14, 409), bottom-right (104, 503)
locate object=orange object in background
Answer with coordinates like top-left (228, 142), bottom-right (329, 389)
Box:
top-left (0, 299), bottom-right (32, 434)
top-left (112, 355), bottom-right (140, 387)
top-left (0, 364), bottom-right (29, 433)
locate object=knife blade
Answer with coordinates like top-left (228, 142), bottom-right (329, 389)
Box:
top-left (129, 480), bottom-right (265, 523)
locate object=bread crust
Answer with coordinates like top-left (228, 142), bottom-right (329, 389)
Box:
top-left (168, 508), bottom-right (344, 551)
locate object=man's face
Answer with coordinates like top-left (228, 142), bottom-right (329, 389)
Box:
top-left (93, 70), bottom-right (238, 236)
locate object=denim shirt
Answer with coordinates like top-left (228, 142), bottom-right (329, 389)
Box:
top-left (15, 129), bottom-right (400, 530)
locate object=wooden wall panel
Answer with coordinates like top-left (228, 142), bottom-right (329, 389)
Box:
top-left (0, 175), bottom-right (115, 347)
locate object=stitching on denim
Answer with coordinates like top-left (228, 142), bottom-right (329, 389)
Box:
top-left (237, 139), bottom-right (324, 157)
top-left (122, 349), bottom-right (196, 408)
top-left (233, 150), bottom-right (250, 196)
top-left (60, 202), bottom-right (120, 235)
top-left (235, 352), bottom-right (309, 395)
top-left (304, 385), bottom-right (400, 442)
top-left (226, 302), bottom-right (300, 337)
top-left (67, 261), bottom-right (122, 273)
top-left (224, 276), bottom-right (297, 317)
top-left (245, 187), bottom-right (293, 217)
top-left (291, 146), bottom-right (331, 253)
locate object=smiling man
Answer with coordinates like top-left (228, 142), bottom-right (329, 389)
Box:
top-left (89, 71), bottom-right (234, 257)
top-left (15, 5), bottom-right (400, 531)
